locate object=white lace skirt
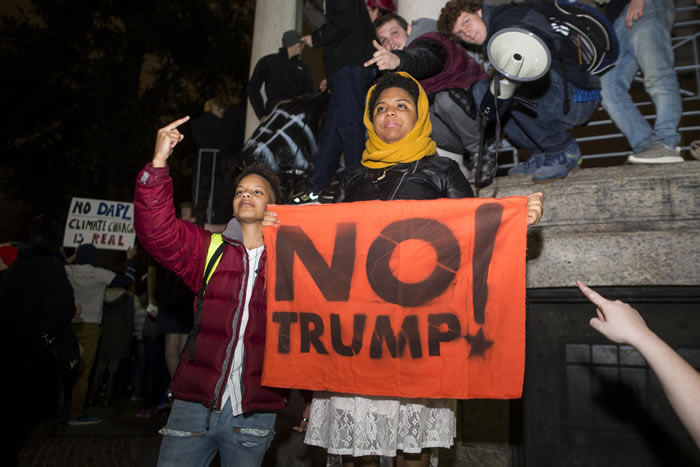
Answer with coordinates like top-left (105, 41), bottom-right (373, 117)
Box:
top-left (304, 392), bottom-right (456, 458)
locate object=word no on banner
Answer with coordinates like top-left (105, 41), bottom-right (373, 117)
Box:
top-left (262, 197), bottom-right (527, 400)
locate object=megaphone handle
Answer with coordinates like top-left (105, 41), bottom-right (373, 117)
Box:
top-left (512, 95), bottom-right (538, 109)
top-left (479, 81), bottom-right (498, 121)
top-left (475, 113), bottom-right (486, 188)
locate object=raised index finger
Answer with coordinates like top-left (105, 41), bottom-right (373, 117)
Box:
top-left (164, 116), bottom-right (190, 131)
top-left (576, 281), bottom-right (608, 308)
top-left (364, 54), bottom-right (381, 67)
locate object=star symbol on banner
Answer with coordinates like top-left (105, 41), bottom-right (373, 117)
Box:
top-left (464, 328), bottom-right (493, 358)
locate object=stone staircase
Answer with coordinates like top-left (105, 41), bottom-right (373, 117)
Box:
top-left (573, 2), bottom-right (700, 166)
top-left (497, 1), bottom-right (700, 171)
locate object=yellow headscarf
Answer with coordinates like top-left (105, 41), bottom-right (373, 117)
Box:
top-left (362, 72), bottom-right (437, 169)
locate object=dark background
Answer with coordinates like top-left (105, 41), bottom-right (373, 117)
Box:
top-left (0, 0), bottom-right (256, 242)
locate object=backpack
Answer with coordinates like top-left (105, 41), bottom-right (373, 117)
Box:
top-left (533, 0), bottom-right (619, 75)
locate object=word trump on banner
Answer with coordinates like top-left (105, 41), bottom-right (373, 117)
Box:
top-left (262, 197), bottom-right (527, 400)
top-left (64, 197), bottom-right (135, 251)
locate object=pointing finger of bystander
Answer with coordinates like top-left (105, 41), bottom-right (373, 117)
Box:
top-left (364, 40), bottom-right (400, 70)
top-left (577, 280), bottom-right (608, 313)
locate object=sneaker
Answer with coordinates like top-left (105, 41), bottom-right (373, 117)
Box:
top-left (690, 140), bottom-right (700, 160)
top-left (68, 412), bottom-right (103, 426)
top-left (532, 146), bottom-right (582, 183)
top-left (627, 141), bottom-right (683, 164)
top-left (291, 191), bottom-right (321, 205)
top-left (508, 153), bottom-right (545, 175)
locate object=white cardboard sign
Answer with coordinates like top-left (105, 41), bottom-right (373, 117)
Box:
top-left (64, 197), bottom-right (135, 251)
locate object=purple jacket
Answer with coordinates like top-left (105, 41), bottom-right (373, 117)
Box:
top-left (134, 163), bottom-right (288, 413)
top-left (396, 31), bottom-right (487, 96)
top-left (410, 32), bottom-right (487, 95)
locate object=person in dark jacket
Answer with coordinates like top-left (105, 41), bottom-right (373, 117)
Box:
top-left (3, 216), bottom-right (79, 465)
top-left (438, 0), bottom-right (600, 183)
top-left (247, 30), bottom-right (315, 120)
top-left (135, 115), bottom-right (301, 466)
top-left (366, 13), bottom-right (488, 178)
top-left (190, 98), bottom-right (225, 151)
top-left (266, 72), bottom-right (543, 467)
top-left (337, 72), bottom-right (475, 203)
top-left (294, 0), bottom-right (378, 203)
top-left (66, 243), bottom-right (136, 425)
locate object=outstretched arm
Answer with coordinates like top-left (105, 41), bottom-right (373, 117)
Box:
top-left (135, 116), bottom-right (209, 292)
top-left (577, 281), bottom-right (700, 448)
top-left (364, 39), bottom-right (446, 81)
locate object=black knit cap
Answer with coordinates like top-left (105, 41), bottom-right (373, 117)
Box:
top-left (282, 30), bottom-right (302, 48)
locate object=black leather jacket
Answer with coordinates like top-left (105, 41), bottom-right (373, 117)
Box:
top-left (337, 155), bottom-right (474, 202)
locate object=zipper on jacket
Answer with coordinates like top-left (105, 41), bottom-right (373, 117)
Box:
top-left (211, 242), bottom-right (249, 412)
top-left (238, 249), bottom-right (265, 410)
top-left (206, 404), bottom-right (213, 431)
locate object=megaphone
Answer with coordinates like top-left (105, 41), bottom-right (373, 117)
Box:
top-left (486, 28), bottom-right (551, 99)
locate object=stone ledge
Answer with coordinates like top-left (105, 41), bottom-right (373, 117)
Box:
top-left (526, 229), bottom-right (700, 287)
top-left (480, 161), bottom-right (700, 229)
top-left (478, 161), bottom-right (700, 287)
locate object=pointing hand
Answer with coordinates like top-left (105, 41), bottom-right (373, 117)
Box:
top-left (152, 116), bottom-right (190, 167)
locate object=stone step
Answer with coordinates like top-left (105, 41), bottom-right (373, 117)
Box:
top-left (478, 161), bottom-right (700, 287)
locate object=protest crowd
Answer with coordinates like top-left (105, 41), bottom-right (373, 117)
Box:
top-left (2, 1), bottom-right (699, 466)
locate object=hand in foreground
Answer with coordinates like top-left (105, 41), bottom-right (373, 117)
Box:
top-left (292, 401), bottom-right (312, 432)
top-left (579, 280), bottom-right (700, 448)
top-left (301, 35), bottom-right (313, 47)
top-left (126, 245), bottom-right (137, 260)
top-left (319, 78), bottom-right (328, 92)
top-left (364, 40), bottom-right (401, 70)
top-left (526, 192), bottom-right (543, 225)
top-left (262, 210), bottom-right (279, 228)
top-left (152, 116), bottom-right (190, 167)
top-left (577, 281), bottom-right (651, 346)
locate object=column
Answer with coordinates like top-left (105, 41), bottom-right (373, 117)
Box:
top-left (245, 0), bottom-right (300, 139)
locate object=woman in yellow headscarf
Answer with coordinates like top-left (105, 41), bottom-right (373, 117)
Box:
top-left (270, 72), bottom-right (542, 467)
top-left (303, 72), bottom-right (472, 467)
top-left (336, 71), bottom-right (474, 203)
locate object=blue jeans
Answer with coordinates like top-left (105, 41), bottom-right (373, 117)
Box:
top-left (600, 0), bottom-right (680, 153)
top-left (158, 399), bottom-right (276, 467)
top-left (472, 69), bottom-right (597, 156)
top-left (306, 66), bottom-right (375, 193)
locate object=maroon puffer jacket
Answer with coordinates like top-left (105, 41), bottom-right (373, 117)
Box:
top-left (134, 163), bottom-right (288, 413)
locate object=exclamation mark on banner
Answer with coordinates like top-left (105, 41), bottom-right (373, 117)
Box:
top-left (472, 203), bottom-right (503, 325)
top-left (465, 203), bottom-right (502, 358)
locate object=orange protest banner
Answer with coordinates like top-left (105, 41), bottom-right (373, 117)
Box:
top-left (262, 197), bottom-right (527, 399)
